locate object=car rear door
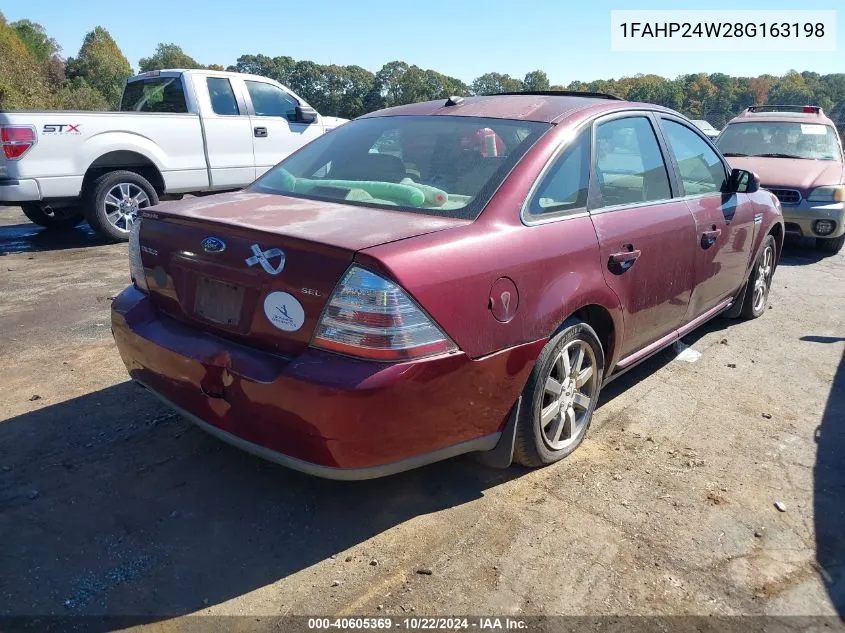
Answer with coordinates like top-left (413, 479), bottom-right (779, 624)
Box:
top-left (655, 115), bottom-right (755, 320)
top-left (588, 112), bottom-right (697, 362)
top-left (243, 80), bottom-right (324, 178)
top-left (195, 74), bottom-right (257, 188)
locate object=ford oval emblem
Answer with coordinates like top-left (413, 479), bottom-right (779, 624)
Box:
top-left (201, 236), bottom-right (226, 254)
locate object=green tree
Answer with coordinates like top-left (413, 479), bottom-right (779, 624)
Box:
top-left (769, 70), bottom-right (813, 105)
top-left (470, 72), bottom-right (523, 95)
top-left (53, 76), bottom-right (110, 110)
top-left (139, 43), bottom-right (202, 72)
top-left (0, 15), bottom-right (52, 109)
top-left (522, 70), bottom-right (550, 91)
top-left (10, 19), bottom-right (59, 62)
top-left (65, 27), bottom-right (131, 108)
top-left (228, 54), bottom-right (295, 84)
top-left (625, 74), bottom-right (683, 110)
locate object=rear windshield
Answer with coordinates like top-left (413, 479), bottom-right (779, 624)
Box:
top-left (717, 121), bottom-right (842, 161)
top-left (120, 77), bottom-right (188, 113)
top-left (250, 115), bottom-right (551, 219)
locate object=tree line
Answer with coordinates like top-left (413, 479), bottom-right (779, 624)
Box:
top-left (2, 14), bottom-right (843, 131)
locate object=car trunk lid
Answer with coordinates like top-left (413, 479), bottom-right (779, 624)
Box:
top-left (138, 191), bottom-right (469, 357)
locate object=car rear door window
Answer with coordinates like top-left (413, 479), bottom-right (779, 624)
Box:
top-left (593, 117), bottom-right (671, 209)
top-left (527, 131), bottom-right (590, 216)
top-left (206, 77), bottom-right (240, 116)
top-left (661, 119), bottom-right (727, 195)
top-left (245, 81), bottom-right (298, 119)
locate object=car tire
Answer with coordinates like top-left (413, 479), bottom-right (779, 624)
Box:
top-left (20, 203), bottom-right (85, 230)
top-left (740, 234), bottom-right (777, 319)
top-left (816, 234), bottom-right (845, 254)
top-left (84, 170), bottom-right (158, 242)
top-left (513, 319), bottom-right (604, 468)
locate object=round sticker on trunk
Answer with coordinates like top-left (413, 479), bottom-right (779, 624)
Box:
top-left (263, 292), bottom-right (305, 332)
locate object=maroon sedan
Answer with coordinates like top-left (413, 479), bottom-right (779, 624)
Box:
top-left (112, 92), bottom-right (784, 479)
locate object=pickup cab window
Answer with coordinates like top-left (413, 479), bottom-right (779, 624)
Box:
top-left (206, 78), bottom-right (240, 116)
top-left (120, 77), bottom-right (188, 113)
top-left (245, 81), bottom-right (298, 119)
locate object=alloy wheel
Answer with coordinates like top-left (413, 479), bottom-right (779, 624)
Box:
top-left (753, 244), bottom-right (774, 312)
top-left (540, 339), bottom-right (598, 451)
top-left (104, 183), bottom-right (151, 233)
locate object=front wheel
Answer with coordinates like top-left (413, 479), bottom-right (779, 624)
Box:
top-left (513, 320), bottom-right (604, 467)
top-left (740, 235), bottom-right (776, 319)
top-left (816, 234), bottom-right (845, 254)
top-left (20, 203), bottom-right (85, 230)
top-left (84, 170), bottom-right (159, 242)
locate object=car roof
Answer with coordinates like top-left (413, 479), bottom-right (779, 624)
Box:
top-left (358, 94), bottom-right (674, 124)
top-left (726, 107), bottom-right (836, 127)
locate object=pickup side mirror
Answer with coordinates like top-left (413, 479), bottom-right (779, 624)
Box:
top-left (727, 168), bottom-right (760, 194)
top-left (294, 105), bottom-right (318, 124)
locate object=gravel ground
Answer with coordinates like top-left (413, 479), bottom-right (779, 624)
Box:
top-left (0, 206), bottom-right (843, 629)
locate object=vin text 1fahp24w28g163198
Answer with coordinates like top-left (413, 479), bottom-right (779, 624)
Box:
top-left (111, 92), bottom-right (784, 479)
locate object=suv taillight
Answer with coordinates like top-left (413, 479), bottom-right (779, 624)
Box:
top-left (1, 126), bottom-right (37, 160)
top-left (312, 266), bottom-right (457, 361)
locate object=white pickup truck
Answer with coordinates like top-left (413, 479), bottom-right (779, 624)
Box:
top-left (0, 69), bottom-right (347, 240)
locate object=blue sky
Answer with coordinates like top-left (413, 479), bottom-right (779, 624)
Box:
top-left (4, 0), bottom-right (842, 85)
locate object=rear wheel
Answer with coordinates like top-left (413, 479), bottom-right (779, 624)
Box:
top-left (816, 234), bottom-right (845, 254)
top-left (513, 320), bottom-right (604, 467)
top-left (84, 170), bottom-right (158, 242)
top-left (740, 235), bottom-right (776, 319)
top-left (20, 203), bottom-right (85, 230)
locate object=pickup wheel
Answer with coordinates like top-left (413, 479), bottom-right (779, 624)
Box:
top-left (20, 203), bottom-right (85, 230)
top-left (85, 170), bottom-right (158, 242)
top-left (816, 234), bottom-right (845, 254)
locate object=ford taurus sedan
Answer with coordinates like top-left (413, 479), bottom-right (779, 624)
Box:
top-left (111, 92), bottom-right (784, 479)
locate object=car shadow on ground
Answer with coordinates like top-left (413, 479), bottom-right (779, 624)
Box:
top-left (0, 381), bottom-right (520, 625)
top-left (812, 346), bottom-right (845, 616)
top-left (778, 235), bottom-right (839, 266)
top-left (0, 222), bottom-right (108, 255)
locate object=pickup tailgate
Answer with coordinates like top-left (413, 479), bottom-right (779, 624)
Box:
top-left (139, 191), bottom-right (470, 357)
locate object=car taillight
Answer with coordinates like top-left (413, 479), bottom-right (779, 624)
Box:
top-left (128, 220), bottom-right (148, 293)
top-left (1, 126), bottom-right (37, 160)
top-left (312, 265), bottom-right (457, 361)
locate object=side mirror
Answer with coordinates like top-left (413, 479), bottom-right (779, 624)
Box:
top-left (728, 168), bottom-right (760, 194)
top-left (294, 105), bottom-right (318, 124)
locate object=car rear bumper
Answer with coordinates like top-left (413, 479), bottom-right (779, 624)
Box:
top-left (0, 178), bottom-right (40, 202)
top-left (111, 286), bottom-right (541, 478)
top-left (782, 201), bottom-right (845, 238)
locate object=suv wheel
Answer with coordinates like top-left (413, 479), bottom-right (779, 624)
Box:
top-left (84, 170), bottom-right (158, 242)
top-left (513, 320), bottom-right (604, 467)
top-left (816, 234), bottom-right (845, 254)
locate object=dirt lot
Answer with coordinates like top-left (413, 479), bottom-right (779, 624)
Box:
top-left (0, 205), bottom-right (843, 628)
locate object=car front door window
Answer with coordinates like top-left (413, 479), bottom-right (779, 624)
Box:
top-left (661, 120), bottom-right (727, 196)
top-left (245, 81), bottom-right (298, 120)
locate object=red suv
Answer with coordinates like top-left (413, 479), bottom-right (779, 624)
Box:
top-left (717, 105), bottom-right (845, 253)
top-left (111, 92), bottom-right (784, 479)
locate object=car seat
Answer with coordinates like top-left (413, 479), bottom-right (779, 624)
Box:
top-left (329, 153), bottom-right (407, 183)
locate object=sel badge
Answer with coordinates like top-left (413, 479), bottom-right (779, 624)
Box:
top-left (263, 292), bottom-right (305, 332)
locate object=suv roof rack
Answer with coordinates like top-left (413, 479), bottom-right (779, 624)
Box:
top-left (492, 90), bottom-right (622, 101)
top-left (746, 104), bottom-right (822, 114)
